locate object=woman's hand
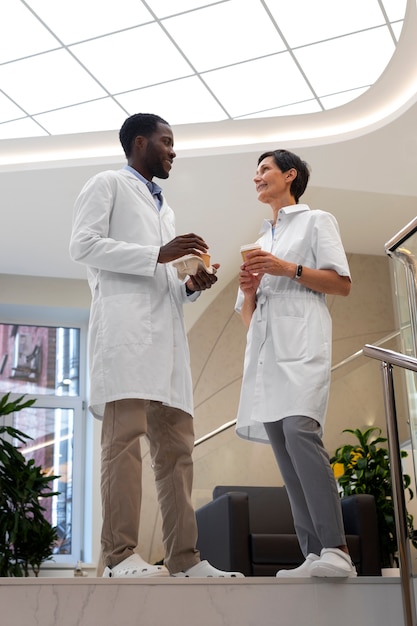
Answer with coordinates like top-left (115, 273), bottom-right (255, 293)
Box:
top-left (239, 265), bottom-right (263, 296)
top-left (238, 263), bottom-right (263, 328)
top-left (242, 249), bottom-right (351, 296)
top-left (243, 249), bottom-right (293, 278)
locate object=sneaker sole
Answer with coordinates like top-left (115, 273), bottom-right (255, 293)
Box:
top-left (310, 564), bottom-right (357, 578)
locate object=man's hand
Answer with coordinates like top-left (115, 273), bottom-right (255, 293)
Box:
top-left (186, 264), bottom-right (220, 292)
top-left (158, 233), bottom-right (208, 264)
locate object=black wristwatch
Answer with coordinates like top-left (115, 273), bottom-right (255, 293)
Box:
top-left (294, 264), bottom-right (303, 280)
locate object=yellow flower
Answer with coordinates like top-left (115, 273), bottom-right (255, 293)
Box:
top-left (349, 451), bottom-right (362, 467)
top-left (333, 462), bottom-right (345, 479)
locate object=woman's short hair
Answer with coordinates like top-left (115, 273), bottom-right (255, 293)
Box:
top-left (119, 113), bottom-right (169, 158)
top-left (258, 149), bottom-right (310, 203)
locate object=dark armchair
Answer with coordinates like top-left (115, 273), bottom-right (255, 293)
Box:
top-left (196, 485), bottom-right (381, 576)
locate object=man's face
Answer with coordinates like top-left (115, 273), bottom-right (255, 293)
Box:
top-left (144, 123), bottom-right (176, 180)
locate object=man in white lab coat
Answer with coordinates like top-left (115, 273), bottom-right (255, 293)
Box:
top-left (70, 113), bottom-right (243, 579)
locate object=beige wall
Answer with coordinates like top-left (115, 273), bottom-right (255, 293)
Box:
top-left (0, 255), bottom-right (406, 568)
top-left (0, 274), bottom-right (91, 310)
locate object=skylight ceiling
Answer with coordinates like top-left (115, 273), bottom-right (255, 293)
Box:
top-left (0, 0), bottom-right (406, 140)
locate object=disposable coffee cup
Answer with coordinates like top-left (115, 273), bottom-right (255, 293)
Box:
top-left (240, 243), bottom-right (261, 262)
top-left (201, 252), bottom-right (211, 268)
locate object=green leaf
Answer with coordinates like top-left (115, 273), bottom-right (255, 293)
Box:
top-left (0, 394), bottom-right (60, 576)
top-left (333, 425), bottom-right (414, 568)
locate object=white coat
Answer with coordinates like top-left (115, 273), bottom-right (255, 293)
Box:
top-left (235, 205), bottom-right (351, 443)
top-left (70, 168), bottom-right (197, 419)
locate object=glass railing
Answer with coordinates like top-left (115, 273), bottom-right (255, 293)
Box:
top-left (385, 218), bottom-right (417, 472)
top-left (375, 218), bottom-right (417, 626)
top-left (363, 344), bottom-right (417, 626)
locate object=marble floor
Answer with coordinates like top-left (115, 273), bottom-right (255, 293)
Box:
top-left (0, 575), bottom-right (412, 626)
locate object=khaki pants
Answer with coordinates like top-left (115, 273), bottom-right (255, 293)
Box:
top-left (101, 398), bottom-right (200, 573)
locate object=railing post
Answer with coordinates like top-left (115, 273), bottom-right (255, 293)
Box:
top-left (380, 360), bottom-right (417, 626)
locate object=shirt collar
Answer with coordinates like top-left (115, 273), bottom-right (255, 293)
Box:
top-left (259, 204), bottom-right (310, 233)
top-left (124, 165), bottom-right (163, 197)
top-left (279, 203), bottom-right (310, 215)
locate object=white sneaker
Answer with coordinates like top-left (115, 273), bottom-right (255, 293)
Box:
top-left (275, 554), bottom-right (320, 578)
top-left (102, 553), bottom-right (169, 578)
top-left (310, 548), bottom-right (357, 578)
top-left (171, 559), bottom-right (244, 578)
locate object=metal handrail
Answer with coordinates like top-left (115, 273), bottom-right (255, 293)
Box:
top-left (385, 216), bottom-right (417, 256)
top-left (194, 329), bottom-right (400, 447)
top-left (363, 344), bottom-right (417, 626)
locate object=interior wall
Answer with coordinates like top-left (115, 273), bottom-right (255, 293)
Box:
top-left (0, 254), bottom-right (404, 569)
top-left (0, 274), bottom-right (92, 334)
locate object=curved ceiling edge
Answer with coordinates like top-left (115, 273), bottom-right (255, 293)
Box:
top-left (0, 0), bottom-right (416, 170)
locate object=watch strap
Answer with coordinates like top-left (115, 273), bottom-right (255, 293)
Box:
top-left (294, 264), bottom-right (303, 280)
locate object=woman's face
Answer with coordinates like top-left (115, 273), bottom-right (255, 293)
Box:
top-left (253, 156), bottom-right (292, 204)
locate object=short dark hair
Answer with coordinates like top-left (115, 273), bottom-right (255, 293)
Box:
top-left (257, 149), bottom-right (310, 203)
top-left (119, 113), bottom-right (170, 158)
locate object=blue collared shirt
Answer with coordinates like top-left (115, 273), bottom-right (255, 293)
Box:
top-left (124, 165), bottom-right (163, 210)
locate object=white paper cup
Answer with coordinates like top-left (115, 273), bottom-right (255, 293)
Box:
top-left (240, 243), bottom-right (261, 262)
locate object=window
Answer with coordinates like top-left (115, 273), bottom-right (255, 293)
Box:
top-left (0, 321), bottom-right (87, 565)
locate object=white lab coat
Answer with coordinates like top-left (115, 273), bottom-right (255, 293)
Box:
top-left (70, 168), bottom-right (197, 419)
top-left (235, 205), bottom-right (351, 443)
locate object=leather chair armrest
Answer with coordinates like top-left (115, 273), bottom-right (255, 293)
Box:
top-left (196, 492), bottom-right (252, 576)
top-left (342, 494), bottom-right (381, 575)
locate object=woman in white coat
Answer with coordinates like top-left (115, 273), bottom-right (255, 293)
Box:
top-left (236, 149), bottom-right (356, 578)
top-left (70, 113), bottom-right (243, 579)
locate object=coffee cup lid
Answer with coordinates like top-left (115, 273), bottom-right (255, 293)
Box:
top-left (240, 243), bottom-right (261, 251)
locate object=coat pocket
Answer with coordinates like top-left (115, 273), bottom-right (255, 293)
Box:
top-left (270, 314), bottom-right (307, 363)
top-left (101, 293), bottom-right (152, 349)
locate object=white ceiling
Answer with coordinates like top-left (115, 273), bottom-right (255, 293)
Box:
top-left (1, 0), bottom-right (417, 327)
top-left (0, 0), bottom-right (405, 137)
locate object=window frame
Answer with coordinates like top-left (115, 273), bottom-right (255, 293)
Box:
top-left (0, 306), bottom-right (91, 568)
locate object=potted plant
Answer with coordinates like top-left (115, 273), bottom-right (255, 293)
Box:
top-left (0, 393), bottom-right (59, 576)
top-left (331, 426), bottom-right (417, 570)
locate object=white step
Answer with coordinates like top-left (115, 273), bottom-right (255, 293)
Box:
top-left (0, 576), bottom-right (412, 626)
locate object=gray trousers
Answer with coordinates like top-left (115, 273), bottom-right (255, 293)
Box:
top-left (264, 416), bottom-right (346, 557)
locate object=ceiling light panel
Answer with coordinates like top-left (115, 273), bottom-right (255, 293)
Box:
top-left (115, 76), bottom-right (227, 125)
top-left (0, 0), bottom-right (406, 141)
top-left (380, 0), bottom-right (407, 22)
top-left (162, 0), bottom-right (286, 72)
top-left (0, 117), bottom-right (48, 140)
top-left (391, 21), bottom-right (404, 41)
top-left (320, 87), bottom-right (369, 110)
top-left (264, 0), bottom-right (387, 48)
top-left (294, 27), bottom-right (395, 96)
top-left (0, 0), bottom-right (59, 63)
top-left (237, 99), bottom-right (322, 119)
top-left (33, 99), bottom-right (129, 135)
top-left (24, 0), bottom-right (154, 43)
top-left (0, 92), bottom-right (26, 123)
top-left (203, 53), bottom-right (314, 118)
top-left (69, 23), bottom-right (193, 94)
top-left (0, 49), bottom-right (107, 113)
top-left (145, 0), bottom-right (222, 18)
